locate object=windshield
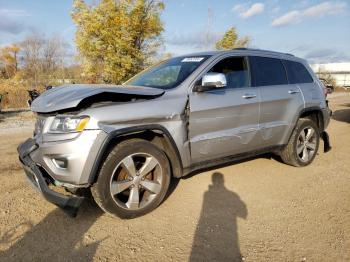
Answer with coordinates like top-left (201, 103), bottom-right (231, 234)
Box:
top-left (125, 55), bottom-right (211, 90)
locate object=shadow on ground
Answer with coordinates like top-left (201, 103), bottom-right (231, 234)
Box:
top-left (332, 109), bottom-right (350, 124)
top-left (0, 200), bottom-right (104, 261)
top-left (190, 172), bottom-right (247, 261)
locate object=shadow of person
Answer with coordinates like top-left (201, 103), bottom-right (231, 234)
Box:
top-left (190, 172), bottom-right (247, 262)
top-left (0, 200), bottom-right (104, 262)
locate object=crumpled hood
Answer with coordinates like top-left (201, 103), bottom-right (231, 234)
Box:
top-left (31, 84), bottom-right (165, 113)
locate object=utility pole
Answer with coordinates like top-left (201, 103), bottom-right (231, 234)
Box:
top-left (205, 8), bottom-right (213, 50)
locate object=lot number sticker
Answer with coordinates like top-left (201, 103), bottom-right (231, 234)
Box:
top-left (181, 57), bottom-right (204, 62)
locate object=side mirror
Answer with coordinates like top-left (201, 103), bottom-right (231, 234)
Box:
top-left (194, 73), bottom-right (227, 92)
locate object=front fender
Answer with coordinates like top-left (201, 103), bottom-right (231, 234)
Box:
top-left (87, 124), bottom-right (185, 184)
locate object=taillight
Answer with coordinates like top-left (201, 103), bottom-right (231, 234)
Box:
top-left (318, 80), bottom-right (327, 98)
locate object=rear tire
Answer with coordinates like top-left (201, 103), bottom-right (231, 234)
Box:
top-left (91, 139), bottom-right (171, 219)
top-left (280, 118), bottom-right (320, 167)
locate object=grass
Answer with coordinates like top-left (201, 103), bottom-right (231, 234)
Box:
top-left (0, 80), bottom-right (45, 110)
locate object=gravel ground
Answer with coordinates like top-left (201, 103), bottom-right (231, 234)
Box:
top-left (0, 109), bottom-right (34, 135)
top-left (0, 93), bottom-right (349, 261)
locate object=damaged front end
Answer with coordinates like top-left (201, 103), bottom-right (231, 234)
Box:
top-left (18, 84), bottom-right (185, 216)
top-left (17, 138), bottom-right (85, 217)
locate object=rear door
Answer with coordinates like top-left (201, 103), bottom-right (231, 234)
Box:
top-left (250, 56), bottom-right (304, 147)
top-left (189, 56), bottom-right (260, 163)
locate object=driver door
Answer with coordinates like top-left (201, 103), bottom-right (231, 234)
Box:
top-left (188, 56), bottom-right (260, 163)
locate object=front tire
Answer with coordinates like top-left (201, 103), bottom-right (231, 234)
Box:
top-left (280, 118), bottom-right (320, 167)
top-left (92, 139), bottom-right (171, 219)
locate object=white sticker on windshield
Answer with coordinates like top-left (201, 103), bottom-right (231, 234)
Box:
top-left (181, 57), bottom-right (204, 62)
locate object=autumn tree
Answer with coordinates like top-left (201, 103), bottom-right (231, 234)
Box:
top-left (0, 44), bottom-right (20, 78)
top-left (71, 0), bottom-right (164, 84)
top-left (215, 27), bottom-right (250, 50)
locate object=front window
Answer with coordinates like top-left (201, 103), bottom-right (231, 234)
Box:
top-left (125, 55), bottom-right (211, 90)
top-left (207, 56), bottom-right (250, 88)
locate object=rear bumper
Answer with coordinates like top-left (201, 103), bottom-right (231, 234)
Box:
top-left (17, 138), bottom-right (84, 217)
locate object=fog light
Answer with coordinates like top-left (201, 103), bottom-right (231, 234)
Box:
top-left (52, 158), bottom-right (68, 169)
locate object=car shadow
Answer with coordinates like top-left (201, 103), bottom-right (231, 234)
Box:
top-left (0, 199), bottom-right (104, 261)
top-left (332, 109), bottom-right (350, 123)
top-left (163, 176), bottom-right (180, 202)
top-left (190, 172), bottom-right (247, 261)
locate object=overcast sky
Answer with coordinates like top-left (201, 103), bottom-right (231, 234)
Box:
top-left (0, 0), bottom-right (349, 63)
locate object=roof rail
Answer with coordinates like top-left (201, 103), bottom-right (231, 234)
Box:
top-left (232, 47), bottom-right (294, 56)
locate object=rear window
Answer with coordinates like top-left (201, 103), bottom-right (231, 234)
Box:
top-left (250, 56), bottom-right (288, 86)
top-left (284, 60), bottom-right (314, 84)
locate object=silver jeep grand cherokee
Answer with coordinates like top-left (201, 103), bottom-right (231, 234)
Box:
top-left (18, 49), bottom-right (331, 218)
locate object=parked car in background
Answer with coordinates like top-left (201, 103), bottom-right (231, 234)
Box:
top-left (18, 48), bottom-right (332, 218)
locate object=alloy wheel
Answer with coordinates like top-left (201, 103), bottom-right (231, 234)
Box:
top-left (109, 153), bottom-right (162, 210)
top-left (296, 126), bottom-right (317, 163)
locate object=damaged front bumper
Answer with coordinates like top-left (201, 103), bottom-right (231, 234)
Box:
top-left (17, 138), bottom-right (85, 217)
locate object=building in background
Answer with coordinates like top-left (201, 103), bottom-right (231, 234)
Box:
top-left (311, 63), bottom-right (350, 88)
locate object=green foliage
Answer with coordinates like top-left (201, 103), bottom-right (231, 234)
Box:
top-left (72, 0), bottom-right (165, 84)
top-left (215, 27), bottom-right (250, 50)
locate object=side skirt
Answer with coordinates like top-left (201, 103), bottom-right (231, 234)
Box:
top-left (183, 145), bottom-right (285, 177)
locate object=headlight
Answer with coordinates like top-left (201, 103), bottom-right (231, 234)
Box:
top-left (49, 116), bottom-right (90, 133)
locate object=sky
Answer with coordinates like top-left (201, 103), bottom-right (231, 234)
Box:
top-left (0, 0), bottom-right (349, 64)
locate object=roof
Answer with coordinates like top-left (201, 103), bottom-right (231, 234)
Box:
top-left (176, 48), bottom-right (297, 60)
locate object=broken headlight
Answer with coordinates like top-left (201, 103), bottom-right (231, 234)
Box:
top-left (49, 116), bottom-right (90, 133)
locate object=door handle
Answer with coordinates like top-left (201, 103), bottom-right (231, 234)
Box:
top-left (288, 90), bottom-right (300, 94)
top-left (242, 94), bottom-right (257, 99)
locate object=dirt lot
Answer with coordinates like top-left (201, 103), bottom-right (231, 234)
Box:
top-left (0, 93), bottom-right (349, 261)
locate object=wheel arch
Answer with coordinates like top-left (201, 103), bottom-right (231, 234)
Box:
top-left (299, 107), bottom-right (325, 131)
top-left (286, 107), bottom-right (325, 144)
top-left (88, 124), bottom-right (183, 184)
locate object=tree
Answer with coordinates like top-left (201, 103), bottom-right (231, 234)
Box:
top-left (215, 27), bottom-right (250, 50)
top-left (20, 33), bottom-right (44, 85)
top-left (71, 0), bottom-right (164, 84)
top-left (0, 44), bottom-right (20, 78)
top-left (317, 67), bottom-right (338, 88)
top-left (20, 33), bottom-right (69, 86)
top-left (42, 35), bottom-right (66, 78)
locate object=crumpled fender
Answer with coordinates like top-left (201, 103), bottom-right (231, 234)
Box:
top-left (31, 84), bottom-right (165, 113)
